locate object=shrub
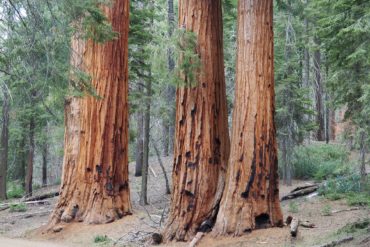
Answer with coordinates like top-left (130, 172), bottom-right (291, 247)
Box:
top-left (337, 219), bottom-right (369, 234)
top-left (321, 205), bottom-right (332, 216)
top-left (7, 182), bottom-right (25, 199)
top-left (319, 175), bottom-right (370, 207)
top-left (291, 144), bottom-right (350, 181)
top-left (9, 203), bottom-right (27, 213)
top-left (94, 235), bottom-right (110, 244)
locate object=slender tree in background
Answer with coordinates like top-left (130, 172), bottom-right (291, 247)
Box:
top-left (25, 112), bottom-right (35, 196)
top-left (140, 73), bottom-right (152, 205)
top-left (162, 0), bottom-right (176, 157)
top-left (50, 0), bottom-right (131, 226)
top-left (214, 0), bottom-right (283, 236)
top-left (313, 37), bottom-right (325, 141)
top-left (42, 129), bottom-right (48, 187)
top-left (163, 0), bottom-right (230, 241)
top-left (135, 106), bottom-right (144, 177)
top-left (0, 87), bottom-right (10, 200)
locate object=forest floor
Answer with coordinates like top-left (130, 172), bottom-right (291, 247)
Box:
top-left (0, 156), bottom-right (369, 247)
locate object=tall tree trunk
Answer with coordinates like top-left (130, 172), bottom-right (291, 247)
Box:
top-left (303, 19), bottom-right (310, 89)
top-left (42, 137), bottom-right (48, 187)
top-left (135, 87), bottom-right (144, 177)
top-left (325, 93), bottom-right (330, 144)
top-left (330, 109), bottom-right (336, 141)
top-left (162, 0), bottom-right (176, 157)
top-left (0, 90), bottom-right (10, 200)
top-left (49, 0), bottom-right (131, 226)
top-left (25, 116), bottom-right (35, 196)
top-left (213, 0), bottom-right (283, 236)
top-left (140, 78), bottom-right (151, 206)
top-left (15, 133), bottom-right (27, 188)
top-left (152, 137), bottom-right (171, 195)
top-left (314, 37), bottom-right (325, 141)
top-left (163, 0), bottom-right (230, 242)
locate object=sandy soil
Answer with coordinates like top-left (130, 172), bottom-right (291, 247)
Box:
top-left (0, 237), bottom-right (68, 247)
top-left (0, 156), bottom-right (369, 247)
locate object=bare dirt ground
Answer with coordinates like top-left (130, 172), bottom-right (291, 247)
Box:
top-left (0, 156), bottom-right (369, 247)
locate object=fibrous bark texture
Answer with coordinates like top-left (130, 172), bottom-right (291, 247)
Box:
top-left (213, 0), bottom-right (283, 236)
top-left (49, 0), bottom-right (131, 226)
top-left (163, 0), bottom-right (230, 242)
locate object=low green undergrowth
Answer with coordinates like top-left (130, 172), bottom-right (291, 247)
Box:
top-left (94, 235), bottom-right (111, 244)
top-left (9, 203), bottom-right (27, 213)
top-left (319, 175), bottom-right (370, 207)
top-left (291, 143), bottom-right (350, 181)
top-left (7, 181), bottom-right (25, 199)
top-left (337, 219), bottom-right (369, 235)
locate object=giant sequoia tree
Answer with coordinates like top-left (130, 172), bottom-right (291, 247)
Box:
top-left (213, 0), bottom-right (283, 236)
top-left (163, 0), bottom-right (230, 242)
top-left (49, 0), bottom-right (131, 226)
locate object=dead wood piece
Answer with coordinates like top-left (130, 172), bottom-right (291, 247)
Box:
top-left (331, 207), bottom-right (360, 214)
top-left (286, 216), bottom-right (293, 225)
top-left (300, 221), bottom-right (315, 228)
top-left (313, 236), bottom-right (354, 247)
top-left (53, 226), bottom-right (64, 233)
top-left (0, 206), bottom-right (10, 211)
top-left (281, 186), bottom-right (319, 201)
top-left (23, 191), bottom-right (59, 202)
top-left (189, 232), bottom-right (205, 247)
top-left (290, 217), bottom-right (299, 237)
top-left (149, 166), bottom-right (158, 178)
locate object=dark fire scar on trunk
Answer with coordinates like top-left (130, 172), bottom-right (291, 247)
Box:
top-left (241, 132), bottom-right (257, 199)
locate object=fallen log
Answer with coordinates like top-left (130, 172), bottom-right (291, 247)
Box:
top-left (313, 236), bottom-right (354, 247)
top-left (0, 200), bottom-right (51, 207)
top-left (23, 191), bottom-right (59, 202)
top-left (290, 217), bottom-right (299, 237)
top-left (300, 221), bottom-right (315, 228)
top-left (291, 184), bottom-right (318, 193)
top-left (0, 205), bottom-right (10, 211)
top-left (281, 185), bottom-right (319, 201)
top-left (189, 232), bottom-right (205, 247)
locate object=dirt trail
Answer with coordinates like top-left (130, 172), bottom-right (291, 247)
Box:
top-left (0, 237), bottom-right (68, 247)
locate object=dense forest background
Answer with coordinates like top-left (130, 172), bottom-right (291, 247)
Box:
top-left (0, 0), bottom-right (369, 205)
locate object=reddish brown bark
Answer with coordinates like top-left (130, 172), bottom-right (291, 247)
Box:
top-left (49, 0), bottom-right (131, 226)
top-left (213, 0), bottom-right (283, 236)
top-left (163, 0), bottom-right (230, 242)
